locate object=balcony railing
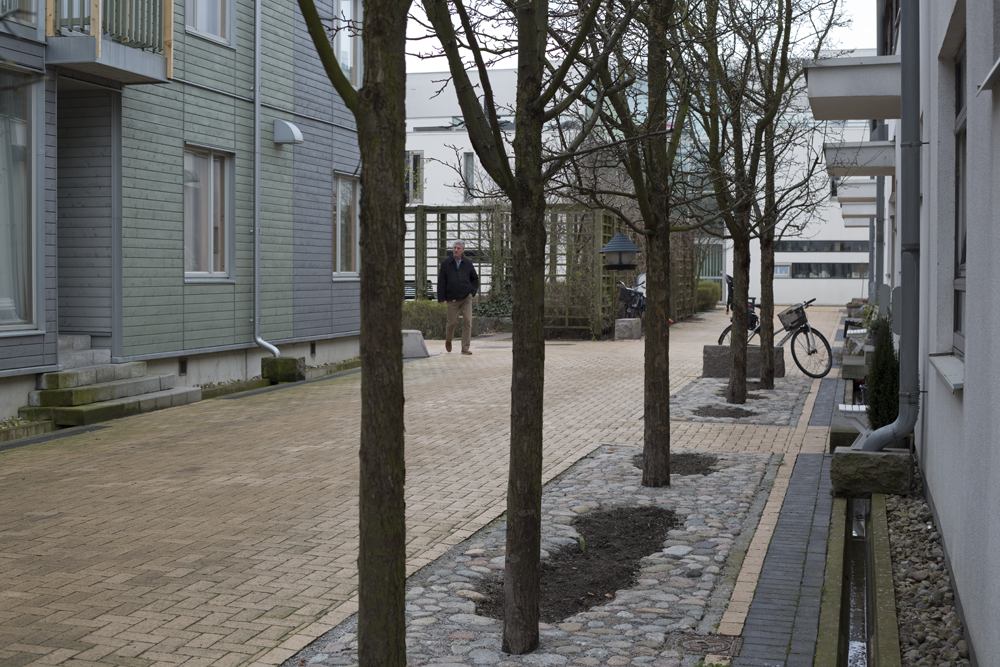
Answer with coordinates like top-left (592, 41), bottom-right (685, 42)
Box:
top-left (46, 0), bottom-right (173, 78)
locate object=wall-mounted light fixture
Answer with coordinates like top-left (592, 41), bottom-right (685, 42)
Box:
top-left (273, 119), bottom-right (304, 144)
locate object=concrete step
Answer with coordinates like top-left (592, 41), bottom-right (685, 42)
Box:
top-left (60, 348), bottom-right (112, 370)
top-left (45, 386), bottom-right (202, 427)
top-left (58, 334), bottom-right (92, 351)
top-left (841, 353), bottom-right (868, 380)
top-left (38, 362), bottom-right (147, 390)
top-left (29, 374), bottom-right (176, 408)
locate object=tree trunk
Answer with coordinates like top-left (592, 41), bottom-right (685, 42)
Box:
top-left (502, 6), bottom-right (547, 651)
top-left (726, 230), bottom-right (750, 404)
top-left (354, 6), bottom-right (409, 667)
top-left (643, 227), bottom-right (671, 486)
top-left (759, 226), bottom-right (775, 389)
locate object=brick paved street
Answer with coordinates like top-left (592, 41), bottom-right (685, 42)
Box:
top-left (0, 306), bottom-right (843, 667)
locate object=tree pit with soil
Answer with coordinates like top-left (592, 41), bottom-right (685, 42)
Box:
top-left (475, 506), bottom-right (677, 623)
top-left (632, 451), bottom-right (719, 476)
top-left (693, 405), bottom-right (759, 419)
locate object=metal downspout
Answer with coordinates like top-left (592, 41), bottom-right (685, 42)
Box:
top-left (874, 0), bottom-right (886, 294)
top-left (862, 0), bottom-right (919, 451)
top-left (875, 121), bottom-right (885, 291)
top-left (253, 0), bottom-right (280, 358)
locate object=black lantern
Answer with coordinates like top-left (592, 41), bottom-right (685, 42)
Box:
top-left (599, 232), bottom-right (641, 270)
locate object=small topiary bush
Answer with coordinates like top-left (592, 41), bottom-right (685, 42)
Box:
top-left (866, 313), bottom-right (899, 430)
top-left (695, 280), bottom-right (722, 312)
top-left (402, 300), bottom-right (448, 339)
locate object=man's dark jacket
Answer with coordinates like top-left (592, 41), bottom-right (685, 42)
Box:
top-left (437, 257), bottom-right (479, 302)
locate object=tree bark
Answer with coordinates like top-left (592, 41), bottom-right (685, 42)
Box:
top-left (643, 228), bottom-right (671, 486)
top-left (296, 1), bottom-right (410, 665)
top-left (355, 28), bottom-right (409, 667)
top-left (502, 2), bottom-right (548, 651)
top-left (759, 224), bottom-right (775, 389)
top-left (726, 230), bottom-right (750, 404)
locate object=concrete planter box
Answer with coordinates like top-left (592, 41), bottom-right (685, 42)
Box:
top-left (702, 345), bottom-right (785, 379)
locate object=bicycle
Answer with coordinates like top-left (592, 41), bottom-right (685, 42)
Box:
top-left (618, 276), bottom-right (646, 319)
top-left (718, 298), bottom-right (833, 378)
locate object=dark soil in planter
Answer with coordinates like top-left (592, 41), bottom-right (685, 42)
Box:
top-left (693, 405), bottom-right (758, 419)
top-left (632, 452), bottom-right (719, 476)
top-left (475, 506), bottom-right (677, 623)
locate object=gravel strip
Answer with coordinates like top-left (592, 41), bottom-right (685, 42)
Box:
top-left (286, 446), bottom-right (772, 667)
top-left (887, 471), bottom-right (971, 667)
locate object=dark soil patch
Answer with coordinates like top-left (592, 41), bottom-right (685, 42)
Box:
top-left (475, 506), bottom-right (677, 623)
top-left (693, 405), bottom-right (758, 419)
top-left (632, 452), bottom-right (719, 476)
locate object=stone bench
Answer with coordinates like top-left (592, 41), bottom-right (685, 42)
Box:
top-left (702, 345), bottom-right (785, 379)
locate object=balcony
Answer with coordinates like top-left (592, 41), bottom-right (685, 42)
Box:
top-left (45, 0), bottom-right (173, 85)
top-left (840, 202), bottom-right (876, 228)
top-left (824, 141), bottom-right (895, 178)
top-left (836, 177), bottom-right (877, 203)
top-left (804, 55), bottom-right (901, 121)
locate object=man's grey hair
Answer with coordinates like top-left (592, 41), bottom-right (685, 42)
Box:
top-left (452, 239), bottom-right (466, 249)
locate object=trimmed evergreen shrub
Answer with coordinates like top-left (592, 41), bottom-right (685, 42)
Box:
top-left (866, 313), bottom-right (899, 430)
top-left (402, 300), bottom-right (448, 339)
top-left (695, 280), bottom-right (722, 312)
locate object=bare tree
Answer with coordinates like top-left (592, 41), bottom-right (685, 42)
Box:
top-left (688, 0), bottom-right (841, 402)
top-left (297, 1), bottom-right (410, 665)
top-left (419, 0), bottom-right (635, 652)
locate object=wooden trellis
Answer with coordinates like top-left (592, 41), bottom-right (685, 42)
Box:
top-left (404, 205), bottom-right (617, 336)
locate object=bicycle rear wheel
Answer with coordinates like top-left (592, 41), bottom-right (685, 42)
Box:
top-left (718, 325), bottom-right (760, 346)
top-left (790, 328), bottom-right (832, 378)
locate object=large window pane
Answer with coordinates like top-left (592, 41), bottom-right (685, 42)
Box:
top-left (337, 0), bottom-right (360, 86)
top-left (789, 263), bottom-right (869, 279)
top-left (188, 0), bottom-right (227, 39)
top-left (0, 69), bottom-right (33, 328)
top-left (0, 0), bottom-right (35, 26)
top-left (184, 149), bottom-right (229, 277)
top-left (335, 178), bottom-right (358, 273)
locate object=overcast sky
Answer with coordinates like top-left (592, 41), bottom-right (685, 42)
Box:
top-left (405, 1), bottom-right (878, 74)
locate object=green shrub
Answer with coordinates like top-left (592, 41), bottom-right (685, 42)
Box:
top-left (695, 280), bottom-right (722, 312)
top-left (402, 300), bottom-right (448, 339)
top-left (473, 282), bottom-right (513, 318)
top-left (866, 313), bottom-right (899, 430)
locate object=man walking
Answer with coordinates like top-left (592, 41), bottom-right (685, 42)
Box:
top-left (437, 240), bottom-right (479, 355)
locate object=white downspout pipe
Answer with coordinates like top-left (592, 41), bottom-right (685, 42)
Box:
top-left (863, 0), bottom-right (919, 451)
top-left (253, 0), bottom-right (280, 358)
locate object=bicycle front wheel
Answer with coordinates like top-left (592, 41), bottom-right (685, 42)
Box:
top-left (790, 328), bottom-right (832, 378)
top-left (718, 325), bottom-right (760, 346)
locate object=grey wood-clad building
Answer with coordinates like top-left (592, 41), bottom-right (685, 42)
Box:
top-left (0, 0), bottom-right (362, 419)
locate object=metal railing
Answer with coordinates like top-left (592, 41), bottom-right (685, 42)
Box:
top-left (53, 0), bottom-right (164, 52)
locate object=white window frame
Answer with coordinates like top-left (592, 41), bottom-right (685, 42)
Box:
top-left (333, 175), bottom-right (360, 277)
top-left (336, 0), bottom-right (362, 87)
top-left (773, 264), bottom-right (790, 279)
top-left (186, 0), bottom-right (232, 45)
top-left (0, 66), bottom-right (36, 332)
top-left (405, 150), bottom-right (423, 204)
top-left (463, 152), bottom-right (475, 201)
top-left (183, 147), bottom-right (232, 280)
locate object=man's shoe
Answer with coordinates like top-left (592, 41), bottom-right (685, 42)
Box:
top-left (462, 350), bottom-right (473, 355)
top-left (445, 340), bottom-right (452, 352)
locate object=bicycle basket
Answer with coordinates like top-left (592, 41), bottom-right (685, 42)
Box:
top-left (778, 305), bottom-right (807, 330)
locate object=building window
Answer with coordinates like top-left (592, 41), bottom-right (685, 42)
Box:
top-left (954, 44), bottom-right (967, 356)
top-left (405, 150), bottom-right (423, 204)
top-left (333, 176), bottom-right (359, 274)
top-left (0, 69), bottom-right (33, 329)
top-left (2, 0), bottom-right (35, 26)
top-left (463, 152), bottom-right (475, 201)
top-left (774, 240), bottom-right (869, 253)
top-left (184, 148), bottom-right (230, 278)
top-left (790, 263), bottom-right (869, 279)
top-left (774, 265), bottom-right (790, 278)
top-left (336, 0), bottom-right (361, 86)
top-left (187, 0), bottom-right (228, 42)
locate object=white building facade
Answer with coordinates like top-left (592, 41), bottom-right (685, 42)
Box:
top-left (806, 1), bottom-right (1000, 662)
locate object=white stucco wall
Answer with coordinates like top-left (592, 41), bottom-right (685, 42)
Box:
top-left (910, 1), bottom-right (1000, 662)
